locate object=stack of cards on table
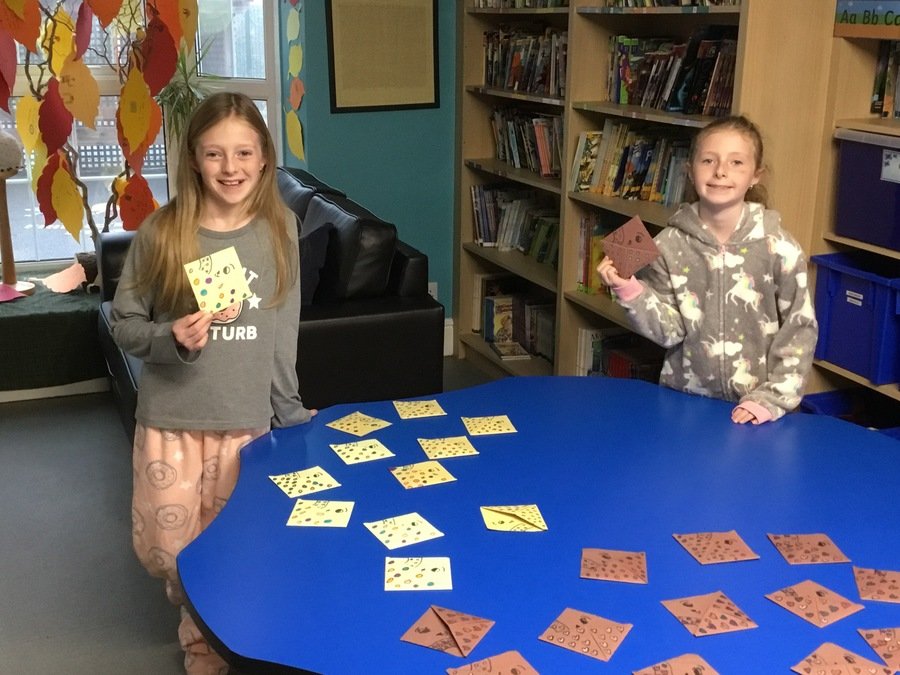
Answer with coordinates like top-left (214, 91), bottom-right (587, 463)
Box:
top-left (601, 215), bottom-right (660, 278)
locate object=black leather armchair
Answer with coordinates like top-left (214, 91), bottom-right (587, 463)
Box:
top-left (98, 168), bottom-right (445, 440)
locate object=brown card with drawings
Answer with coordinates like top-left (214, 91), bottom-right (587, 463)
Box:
top-left (580, 548), bottom-right (648, 584)
top-left (400, 605), bottom-right (494, 657)
top-left (767, 532), bottom-right (850, 565)
top-left (633, 653), bottom-right (720, 675)
top-left (538, 607), bottom-right (632, 662)
top-left (791, 642), bottom-right (891, 675)
top-left (601, 215), bottom-right (659, 278)
top-left (765, 579), bottom-right (863, 627)
top-left (446, 650), bottom-right (538, 675)
top-left (673, 530), bottom-right (760, 564)
top-left (661, 590), bottom-right (757, 637)
top-left (853, 566), bottom-right (900, 603)
top-left (857, 628), bottom-right (900, 673)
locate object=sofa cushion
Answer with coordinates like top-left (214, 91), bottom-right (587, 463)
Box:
top-left (304, 194), bottom-right (397, 302)
top-left (277, 167), bottom-right (344, 220)
top-left (299, 222), bottom-right (331, 306)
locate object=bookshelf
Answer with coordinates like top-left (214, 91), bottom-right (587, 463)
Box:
top-left (809, 25), bottom-right (900, 403)
top-left (454, 1), bottom-right (834, 380)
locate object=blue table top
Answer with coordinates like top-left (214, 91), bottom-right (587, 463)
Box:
top-left (178, 376), bottom-right (900, 674)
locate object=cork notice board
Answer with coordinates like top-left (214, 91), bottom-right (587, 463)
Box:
top-left (325, 0), bottom-right (439, 112)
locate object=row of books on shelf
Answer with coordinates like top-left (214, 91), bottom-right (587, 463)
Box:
top-left (477, 276), bottom-right (556, 362)
top-left (482, 27), bottom-right (568, 98)
top-left (872, 40), bottom-right (900, 118)
top-left (470, 185), bottom-right (560, 266)
top-left (608, 26), bottom-right (737, 116)
top-left (489, 107), bottom-right (563, 178)
top-left (576, 326), bottom-right (664, 383)
top-left (575, 211), bottom-right (614, 295)
top-left (474, 0), bottom-right (568, 6)
top-left (602, 0), bottom-right (739, 7)
top-left (569, 119), bottom-right (690, 206)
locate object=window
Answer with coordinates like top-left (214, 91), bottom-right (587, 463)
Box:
top-left (2, 0), bottom-right (280, 264)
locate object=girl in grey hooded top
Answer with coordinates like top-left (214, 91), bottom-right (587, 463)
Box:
top-left (599, 116), bottom-right (818, 424)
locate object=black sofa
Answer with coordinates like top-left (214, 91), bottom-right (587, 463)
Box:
top-left (97, 167), bottom-right (445, 439)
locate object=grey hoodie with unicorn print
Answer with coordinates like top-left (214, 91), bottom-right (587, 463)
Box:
top-left (612, 201), bottom-right (818, 421)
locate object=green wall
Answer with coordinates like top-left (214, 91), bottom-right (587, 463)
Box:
top-left (280, 3), bottom-right (457, 311)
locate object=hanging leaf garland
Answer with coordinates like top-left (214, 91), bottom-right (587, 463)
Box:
top-left (73, 1), bottom-right (93, 59)
top-left (38, 78), bottom-right (73, 156)
top-left (139, 13), bottom-right (177, 97)
top-left (119, 173), bottom-right (156, 231)
top-left (60, 53), bottom-right (100, 128)
top-left (51, 154), bottom-right (86, 240)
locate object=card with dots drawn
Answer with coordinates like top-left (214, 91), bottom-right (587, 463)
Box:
top-left (446, 650), bottom-right (538, 675)
top-left (268, 466), bottom-right (340, 498)
top-left (286, 499), bottom-right (354, 527)
top-left (363, 512), bottom-right (444, 550)
top-left (674, 530), bottom-right (759, 564)
top-left (384, 556), bottom-right (452, 591)
top-left (853, 566), bottom-right (900, 603)
top-left (580, 548), bottom-right (648, 584)
top-left (538, 607), bottom-right (632, 662)
top-left (662, 590), bottom-right (758, 636)
top-left (792, 642), bottom-right (891, 675)
top-left (480, 504), bottom-right (547, 532)
top-left (393, 399), bottom-right (446, 419)
top-left (767, 532), bottom-right (850, 565)
top-left (400, 605), bottom-right (495, 658)
top-left (183, 246), bottom-right (252, 312)
top-left (326, 411), bottom-right (392, 437)
top-left (765, 579), bottom-right (863, 628)
top-left (389, 460), bottom-right (456, 489)
top-left (461, 414), bottom-right (516, 436)
top-left (329, 438), bottom-right (395, 465)
top-left (633, 653), bottom-right (719, 675)
top-left (857, 628), bottom-right (900, 673)
top-left (417, 435), bottom-right (479, 460)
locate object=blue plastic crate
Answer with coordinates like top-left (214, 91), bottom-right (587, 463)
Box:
top-left (811, 252), bottom-right (900, 385)
top-left (800, 390), bottom-right (900, 442)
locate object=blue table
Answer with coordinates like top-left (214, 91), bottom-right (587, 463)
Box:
top-left (178, 376), bottom-right (900, 674)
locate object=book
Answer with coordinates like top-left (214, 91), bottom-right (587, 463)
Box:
top-left (484, 295), bottom-right (516, 343)
top-left (871, 40), bottom-right (892, 115)
top-left (472, 273), bottom-right (529, 333)
top-left (569, 130), bottom-right (603, 192)
top-left (491, 340), bottom-right (533, 361)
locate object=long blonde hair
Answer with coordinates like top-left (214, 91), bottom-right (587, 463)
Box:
top-left (135, 92), bottom-right (296, 314)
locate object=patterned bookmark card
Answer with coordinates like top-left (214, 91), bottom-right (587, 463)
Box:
top-left (767, 533), bottom-right (850, 564)
top-left (393, 399), bottom-right (447, 419)
top-left (858, 628), bottom-right (900, 673)
top-left (674, 530), bottom-right (760, 564)
top-left (446, 650), bottom-right (538, 675)
top-left (581, 548), bottom-right (648, 584)
top-left (853, 566), bottom-right (900, 603)
top-left (364, 512), bottom-right (444, 550)
top-left (791, 642), bottom-right (892, 675)
top-left (183, 246), bottom-right (252, 312)
top-left (418, 436), bottom-right (479, 460)
top-left (286, 499), bottom-right (354, 527)
top-left (765, 579), bottom-right (863, 627)
top-left (390, 460), bottom-right (456, 489)
top-left (329, 438), bottom-right (395, 464)
top-left (384, 556), bottom-right (452, 591)
top-left (633, 653), bottom-right (720, 674)
top-left (326, 411), bottom-right (392, 437)
top-left (268, 466), bottom-right (340, 498)
top-left (538, 607), bottom-right (632, 662)
top-left (480, 504), bottom-right (547, 532)
top-left (662, 591), bottom-right (757, 637)
top-left (400, 605), bottom-right (495, 657)
top-left (461, 415), bottom-right (517, 436)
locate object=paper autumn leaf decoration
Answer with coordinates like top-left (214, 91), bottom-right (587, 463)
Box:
top-left (116, 93), bottom-right (161, 174)
top-left (149, 0), bottom-right (182, 46)
top-left (86, 0), bottom-right (124, 28)
top-left (176, 0), bottom-right (198, 50)
top-left (74, 2), bottom-right (93, 59)
top-left (60, 54), bottom-right (100, 128)
top-left (4, 0), bottom-right (25, 20)
top-left (119, 67), bottom-right (152, 154)
top-left (119, 174), bottom-right (157, 231)
top-left (38, 78), bottom-right (73, 156)
top-left (15, 94), bottom-right (40, 152)
top-left (41, 6), bottom-right (75, 74)
top-left (140, 13), bottom-right (177, 96)
top-left (285, 109), bottom-right (304, 161)
top-left (35, 152), bottom-right (61, 227)
top-left (0, 30), bottom-right (14, 112)
top-left (0, 1), bottom-right (40, 49)
top-left (51, 157), bottom-right (86, 239)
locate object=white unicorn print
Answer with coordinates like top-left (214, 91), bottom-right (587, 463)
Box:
top-left (725, 271), bottom-right (762, 312)
top-left (728, 357), bottom-right (759, 394)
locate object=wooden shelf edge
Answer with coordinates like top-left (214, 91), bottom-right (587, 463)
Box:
top-left (578, 5), bottom-right (740, 16)
top-left (465, 158), bottom-right (563, 194)
top-left (821, 233), bottom-right (900, 261)
top-left (568, 191), bottom-right (676, 227)
top-left (562, 290), bottom-right (630, 328)
top-left (468, 7), bottom-right (569, 15)
top-left (459, 333), bottom-right (554, 377)
top-left (571, 101), bottom-right (711, 129)
top-left (463, 242), bottom-right (558, 292)
top-left (835, 117), bottom-right (900, 138)
top-left (465, 85), bottom-right (564, 108)
top-left (813, 360), bottom-right (900, 403)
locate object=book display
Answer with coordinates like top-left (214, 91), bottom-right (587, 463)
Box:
top-left (456, 2), bottom-right (833, 381)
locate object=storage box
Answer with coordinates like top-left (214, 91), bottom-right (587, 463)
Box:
top-left (834, 128), bottom-right (900, 251)
top-left (811, 252), bottom-right (900, 385)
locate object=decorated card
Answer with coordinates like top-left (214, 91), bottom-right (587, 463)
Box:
top-left (791, 642), bottom-right (892, 675)
top-left (183, 246), bottom-right (252, 313)
top-left (858, 628), bottom-right (900, 673)
top-left (480, 504), bottom-right (547, 532)
top-left (400, 605), bottom-right (495, 657)
top-left (418, 436), bottom-right (479, 460)
top-left (661, 591), bottom-right (757, 637)
top-left (461, 414), bottom-right (517, 436)
top-left (364, 512), bottom-right (444, 550)
top-left (390, 460), bottom-right (457, 489)
top-left (329, 438), bottom-right (395, 465)
top-left (393, 399), bottom-right (447, 419)
top-left (581, 548), bottom-right (648, 584)
top-left (674, 530), bottom-right (760, 564)
top-left (385, 556), bottom-right (452, 591)
top-left (326, 411), bottom-right (392, 437)
top-left (268, 466), bottom-right (340, 498)
top-left (632, 653), bottom-right (720, 675)
top-left (446, 650), bottom-right (538, 675)
top-left (286, 499), bottom-right (354, 527)
top-left (601, 215), bottom-right (660, 279)
top-left (765, 579), bottom-right (864, 627)
top-left (539, 607), bottom-right (632, 662)
top-left (853, 566), bottom-right (900, 603)
top-left (767, 532), bottom-right (850, 564)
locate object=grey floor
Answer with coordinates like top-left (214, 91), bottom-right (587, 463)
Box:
top-left (0, 357), bottom-right (496, 675)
